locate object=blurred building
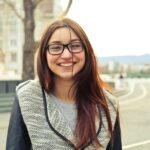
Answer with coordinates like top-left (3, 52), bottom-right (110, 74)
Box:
top-left (0, 0), bottom-right (62, 77)
top-left (108, 60), bottom-right (121, 73)
top-left (126, 63), bottom-right (150, 73)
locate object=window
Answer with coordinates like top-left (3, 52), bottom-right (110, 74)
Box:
top-left (10, 39), bottom-right (17, 46)
top-left (0, 49), bottom-right (4, 63)
top-left (0, 20), bottom-right (2, 33)
top-left (0, 3), bottom-right (4, 10)
top-left (0, 40), bottom-right (2, 50)
top-left (11, 52), bottom-right (17, 62)
top-left (10, 19), bottom-right (17, 34)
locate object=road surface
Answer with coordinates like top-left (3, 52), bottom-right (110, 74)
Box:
top-left (119, 78), bottom-right (150, 150)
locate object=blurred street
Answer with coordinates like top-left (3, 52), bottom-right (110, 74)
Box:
top-left (0, 113), bottom-right (10, 150)
top-left (120, 78), bottom-right (150, 150)
top-left (0, 78), bottom-right (150, 150)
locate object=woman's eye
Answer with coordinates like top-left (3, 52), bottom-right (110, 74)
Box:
top-left (71, 43), bottom-right (81, 49)
top-left (50, 45), bottom-right (62, 50)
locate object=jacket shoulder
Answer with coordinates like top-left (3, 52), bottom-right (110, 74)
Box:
top-left (16, 79), bottom-right (41, 96)
top-left (16, 80), bottom-right (32, 92)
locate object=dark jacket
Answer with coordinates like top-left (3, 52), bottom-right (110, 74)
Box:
top-left (6, 99), bottom-right (122, 150)
top-left (6, 80), bottom-right (122, 150)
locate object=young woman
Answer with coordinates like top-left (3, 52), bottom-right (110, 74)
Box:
top-left (6, 18), bottom-right (122, 150)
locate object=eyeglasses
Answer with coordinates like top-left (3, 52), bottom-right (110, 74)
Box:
top-left (47, 42), bottom-right (84, 55)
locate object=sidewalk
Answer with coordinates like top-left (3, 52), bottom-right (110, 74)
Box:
top-left (0, 113), bottom-right (10, 150)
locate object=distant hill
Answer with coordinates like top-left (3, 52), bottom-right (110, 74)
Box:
top-left (98, 54), bottom-right (150, 65)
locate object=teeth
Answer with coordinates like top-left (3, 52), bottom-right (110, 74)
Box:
top-left (60, 63), bottom-right (73, 67)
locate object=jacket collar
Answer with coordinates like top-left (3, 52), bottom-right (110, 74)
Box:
top-left (44, 91), bottom-right (101, 144)
top-left (45, 92), bottom-right (75, 142)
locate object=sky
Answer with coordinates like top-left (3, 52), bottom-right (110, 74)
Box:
top-left (61, 0), bottom-right (150, 57)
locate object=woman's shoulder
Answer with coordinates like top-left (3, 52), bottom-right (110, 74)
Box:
top-left (103, 89), bottom-right (119, 112)
top-left (16, 79), bottom-right (41, 96)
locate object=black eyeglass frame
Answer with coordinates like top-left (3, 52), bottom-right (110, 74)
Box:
top-left (46, 42), bottom-right (84, 55)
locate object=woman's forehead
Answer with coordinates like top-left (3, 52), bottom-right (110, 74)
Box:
top-left (49, 27), bottom-right (79, 43)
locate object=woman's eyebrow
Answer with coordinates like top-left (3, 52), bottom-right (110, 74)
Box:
top-left (70, 39), bottom-right (80, 42)
top-left (49, 41), bottom-right (62, 44)
top-left (49, 39), bottom-right (80, 44)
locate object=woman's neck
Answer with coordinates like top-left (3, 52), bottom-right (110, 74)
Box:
top-left (53, 77), bottom-right (76, 103)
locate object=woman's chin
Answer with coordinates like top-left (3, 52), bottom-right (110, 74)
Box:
top-left (56, 73), bottom-right (75, 81)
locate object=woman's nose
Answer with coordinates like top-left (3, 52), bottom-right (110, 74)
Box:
top-left (60, 47), bottom-right (72, 59)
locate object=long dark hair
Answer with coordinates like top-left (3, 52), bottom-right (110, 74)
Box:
top-left (37, 18), bottom-right (113, 149)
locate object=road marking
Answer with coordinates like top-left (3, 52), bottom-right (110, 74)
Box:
top-left (119, 80), bottom-right (135, 99)
top-left (123, 140), bottom-right (150, 149)
top-left (120, 84), bottom-right (147, 105)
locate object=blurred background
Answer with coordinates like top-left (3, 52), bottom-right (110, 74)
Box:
top-left (0, 0), bottom-right (150, 149)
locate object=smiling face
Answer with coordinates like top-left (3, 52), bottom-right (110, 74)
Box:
top-left (46, 27), bottom-right (85, 81)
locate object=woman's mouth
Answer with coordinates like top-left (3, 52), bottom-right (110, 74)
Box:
top-left (58, 62), bottom-right (76, 67)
